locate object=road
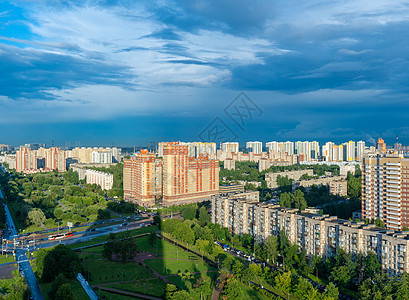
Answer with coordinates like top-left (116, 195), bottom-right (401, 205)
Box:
top-left (1, 187), bottom-right (44, 300)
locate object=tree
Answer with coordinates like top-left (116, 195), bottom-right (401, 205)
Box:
top-left (275, 271), bottom-right (291, 295)
top-left (170, 290), bottom-right (192, 300)
top-left (396, 273), bottom-right (409, 300)
top-left (279, 192), bottom-right (292, 208)
top-left (375, 217), bottom-right (386, 228)
top-left (148, 232), bottom-right (157, 248)
top-left (223, 278), bottom-right (242, 299)
top-left (27, 208), bottom-right (46, 226)
top-left (264, 235), bottom-right (278, 263)
top-left (49, 274), bottom-right (67, 299)
top-left (153, 215), bottom-right (161, 226)
top-left (182, 206), bottom-right (196, 220)
top-left (323, 282), bottom-right (339, 300)
top-left (39, 245), bottom-right (80, 283)
top-left (198, 206), bottom-right (210, 226)
top-left (55, 283), bottom-right (74, 300)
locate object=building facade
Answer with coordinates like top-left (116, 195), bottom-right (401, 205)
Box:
top-left (211, 196), bottom-right (409, 276)
top-left (16, 147), bottom-right (37, 173)
top-left (45, 147), bottom-right (67, 172)
top-left (162, 143), bottom-right (219, 206)
top-left (123, 150), bottom-right (157, 206)
top-left (362, 154), bottom-right (409, 230)
top-left (86, 169), bottom-right (114, 190)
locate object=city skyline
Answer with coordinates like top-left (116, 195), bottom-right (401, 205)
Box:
top-left (2, 1), bottom-right (409, 144)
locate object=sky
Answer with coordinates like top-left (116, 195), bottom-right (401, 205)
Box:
top-left (1, 0), bottom-right (409, 147)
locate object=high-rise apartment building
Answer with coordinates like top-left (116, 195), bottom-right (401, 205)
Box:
top-left (283, 141), bottom-right (294, 155)
top-left (362, 154), bottom-right (409, 230)
top-left (162, 143), bottom-right (219, 206)
top-left (123, 149), bottom-right (156, 206)
top-left (322, 142), bottom-right (334, 161)
top-left (310, 141), bottom-right (320, 160)
top-left (332, 145), bottom-right (344, 162)
top-left (246, 141), bottom-right (262, 154)
top-left (45, 147), bottom-right (66, 172)
top-left (377, 138), bottom-right (387, 153)
top-left (266, 141), bottom-right (279, 153)
top-left (124, 143), bottom-right (219, 207)
top-left (295, 141), bottom-right (311, 161)
top-left (342, 141), bottom-right (355, 162)
top-left (221, 142), bottom-right (239, 154)
top-left (16, 147), bottom-right (37, 172)
top-left (356, 141), bottom-right (365, 161)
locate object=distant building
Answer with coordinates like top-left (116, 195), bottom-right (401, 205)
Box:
top-left (265, 169), bottom-right (314, 189)
top-left (246, 141), bottom-right (262, 154)
top-left (329, 180), bottom-right (348, 196)
top-left (222, 142), bottom-right (239, 154)
top-left (86, 169), bottom-right (113, 190)
top-left (16, 147), bottom-right (37, 173)
top-left (45, 147), bottom-right (66, 172)
top-left (224, 159), bottom-right (235, 170)
top-left (376, 138), bottom-right (387, 154)
top-left (0, 144), bottom-right (12, 152)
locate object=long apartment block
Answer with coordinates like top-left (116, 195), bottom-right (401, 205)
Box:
top-left (211, 195), bottom-right (409, 276)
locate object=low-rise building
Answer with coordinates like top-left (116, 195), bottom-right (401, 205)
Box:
top-left (329, 180), bottom-right (348, 196)
top-left (265, 169), bottom-right (314, 189)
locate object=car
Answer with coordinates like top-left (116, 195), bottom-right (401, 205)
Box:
top-left (121, 222), bottom-right (127, 226)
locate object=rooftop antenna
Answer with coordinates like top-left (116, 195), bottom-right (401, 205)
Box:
top-left (52, 140), bottom-right (54, 147)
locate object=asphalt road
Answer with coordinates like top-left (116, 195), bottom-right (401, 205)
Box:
top-left (0, 187), bottom-right (44, 300)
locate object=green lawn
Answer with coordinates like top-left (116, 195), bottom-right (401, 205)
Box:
top-left (98, 290), bottom-right (141, 300)
top-left (144, 254), bottom-right (216, 277)
top-left (238, 281), bottom-right (273, 300)
top-left (0, 255), bottom-right (15, 264)
top-left (67, 225), bottom-right (158, 249)
top-left (83, 259), bottom-right (155, 285)
top-left (109, 279), bottom-right (167, 298)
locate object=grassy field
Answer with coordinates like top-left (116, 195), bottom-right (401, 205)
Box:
top-left (109, 279), bottom-right (167, 298)
top-left (0, 255), bottom-right (15, 265)
top-left (98, 290), bottom-right (141, 300)
top-left (238, 281), bottom-right (273, 300)
top-left (83, 259), bottom-right (155, 285)
top-left (67, 225), bottom-right (158, 249)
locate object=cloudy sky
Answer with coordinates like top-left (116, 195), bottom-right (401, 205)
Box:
top-left (1, 0), bottom-right (409, 147)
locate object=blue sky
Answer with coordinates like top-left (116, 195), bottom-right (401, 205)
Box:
top-left (1, 0), bottom-right (409, 147)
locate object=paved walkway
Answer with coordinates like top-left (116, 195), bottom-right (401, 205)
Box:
top-left (77, 273), bottom-right (98, 300)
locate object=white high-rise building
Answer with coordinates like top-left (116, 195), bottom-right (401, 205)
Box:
top-left (310, 141), bottom-right (320, 160)
top-left (356, 141), bottom-right (365, 161)
top-left (266, 141), bottom-right (280, 153)
top-left (92, 150), bottom-right (113, 164)
top-left (222, 142), bottom-right (239, 154)
top-left (344, 141), bottom-right (356, 162)
top-left (283, 141), bottom-right (294, 155)
top-left (295, 141), bottom-right (311, 161)
top-left (246, 141), bottom-right (263, 154)
top-left (322, 142), bottom-right (334, 162)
